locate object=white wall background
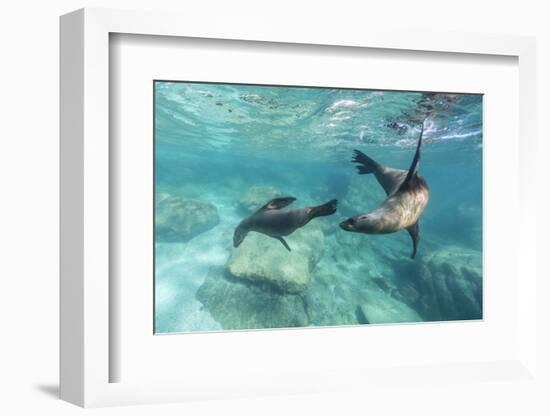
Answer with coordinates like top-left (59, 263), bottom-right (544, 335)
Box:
top-left (0, 0), bottom-right (548, 415)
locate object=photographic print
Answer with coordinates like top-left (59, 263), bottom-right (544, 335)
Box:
top-left (154, 81), bottom-right (482, 333)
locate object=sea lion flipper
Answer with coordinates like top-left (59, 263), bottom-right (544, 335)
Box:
top-left (275, 236), bottom-right (291, 252)
top-left (352, 150), bottom-right (381, 174)
top-left (261, 197), bottom-right (296, 211)
top-left (398, 119), bottom-right (425, 192)
top-left (352, 150), bottom-right (405, 195)
top-left (406, 222), bottom-right (420, 259)
top-left (308, 199), bottom-right (338, 219)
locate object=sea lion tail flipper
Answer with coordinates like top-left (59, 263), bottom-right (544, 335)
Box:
top-left (275, 236), bottom-right (291, 252)
top-left (406, 222), bottom-right (420, 259)
top-left (352, 149), bottom-right (381, 175)
top-left (309, 199), bottom-right (338, 219)
top-left (261, 196), bottom-right (296, 211)
top-left (398, 119), bottom-right (426, 191)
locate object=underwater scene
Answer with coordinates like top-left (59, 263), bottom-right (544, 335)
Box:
top-left (154, 81), bottom-right (483, 333)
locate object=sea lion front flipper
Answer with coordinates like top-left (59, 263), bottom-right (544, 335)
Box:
top-left (274, 236), bottom-right (291, 252)
top-left (398, 119), bottom-right (426, 192)
top-left (406, 222), bottom-right (420, 259)
top-left (261, 197), bottom-right (296, 211)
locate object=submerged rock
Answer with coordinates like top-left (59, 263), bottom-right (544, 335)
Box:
top-left (417, 247), bottom-right (482, 321)
top-left (155, 195), bottom-right (219, 242)
top-left (358, 291), bottom-right (422, 324)
top-left (305, 270), bottom-right (363, 327)
top-left (237, 185), bottom-right (282, 213)
top-left (305, 230), bottom-right (410, 327)
top-left (227, 222), bottom-right (324, 293)
top-left (196, 267), bottom-right (309, 330)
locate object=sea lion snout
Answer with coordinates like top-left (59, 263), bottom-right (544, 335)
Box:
top-left (339, 217), bottom-right (356, 231)
top-left (340, 214), bottom-right (376, 233)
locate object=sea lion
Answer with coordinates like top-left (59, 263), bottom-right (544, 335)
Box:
top-left (233, 197), bottom-right (338, 251)
top-left (339, 121), bottom-right (429, 258)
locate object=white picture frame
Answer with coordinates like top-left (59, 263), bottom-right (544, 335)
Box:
top-left (60, 7), bottom-right (538, 408)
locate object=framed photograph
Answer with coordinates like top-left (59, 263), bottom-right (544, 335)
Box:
top-left (60, 8), bottom-right (538, 407)
top-left (153, 80), bottom-right (483, 334)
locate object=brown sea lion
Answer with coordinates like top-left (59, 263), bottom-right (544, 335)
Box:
top-left (339, 121), bottom-right (429, 258)
top-left (233, 197), bottom-right (337, 251)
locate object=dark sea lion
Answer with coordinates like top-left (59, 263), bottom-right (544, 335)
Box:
top-left (233, 197), bottom-right (338, 251)
top-left (339, 121), bottom-right (429, 258)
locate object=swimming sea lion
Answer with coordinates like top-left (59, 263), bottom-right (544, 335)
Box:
top-left (339, 121), bottom-right (429, 258)
top-left (233, 197), bottom-right (338, 251)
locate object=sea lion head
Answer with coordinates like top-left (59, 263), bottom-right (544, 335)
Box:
top-left (339, 213), bottom-right (380, 234)
top-left (233, 225), bottom-right (249, 248)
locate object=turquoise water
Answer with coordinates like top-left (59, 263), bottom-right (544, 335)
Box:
top-left (154, 81), bottom-right (483, 333)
